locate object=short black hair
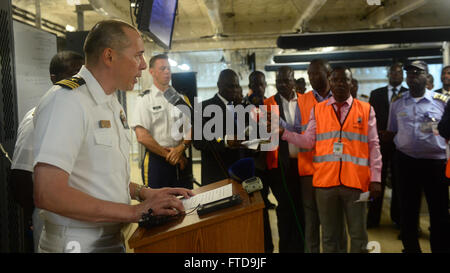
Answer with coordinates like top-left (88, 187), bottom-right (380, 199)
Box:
top-left (389, 62), bottom-right (404, 72)
top-left (83, 19), bottom-right (137, 65)
top-left (276, 66), bottom-right (294, 77)
top-left (49, 51), bottom-right (83, 75)
top-left (331, 65), bottom-right (351, 74)
top-left (296, 78), bottom-right (306, 84)
top-left (248, 70), bottom-right (265, 84)
top-left (442, 65), bottom-right (450, 74)
top-left (331, 65), bottom-right (353, 79)
top-left (309, 59), bottom-right (332, 73)
top-left (149, 54), bottom-right (169, 68)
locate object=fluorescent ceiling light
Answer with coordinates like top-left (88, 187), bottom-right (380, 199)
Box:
top-left (65, 25), bottom-right (76, 32)
top-left (168, 58), bottom-right (178, 66)
top-left (178, 64), bottom-right (190, 71)
top-left (66, 0), bottom-right (81, 6)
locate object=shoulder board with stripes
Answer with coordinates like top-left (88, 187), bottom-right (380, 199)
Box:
top-left (433, 93), bottom-right (450, 103)
top-left (139, 90), bottom-right (150, 97)
top-left (55, 77), bottom-right (85, 90)
top-left (183, 95), bottom-right (192, 107)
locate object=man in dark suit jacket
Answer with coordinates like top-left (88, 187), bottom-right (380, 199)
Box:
top-left (264, 66), bottom-right (305, 253)
top-left (193, 69), bottom-right (245, 185)
top-left (368, 62), bottom-right (408, 228)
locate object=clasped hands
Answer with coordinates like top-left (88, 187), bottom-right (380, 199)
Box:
top-left (165, 144), bottom-right (187, 170)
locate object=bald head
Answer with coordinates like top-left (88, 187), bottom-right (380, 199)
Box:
top-left (276, 66), bottom-right (295, 100)
top-left (218, 69), bottom-right (243, 103)
top-left (248, 70), bottom-right (267, 98)
top-left (308, 59), bottom-right (331, 94)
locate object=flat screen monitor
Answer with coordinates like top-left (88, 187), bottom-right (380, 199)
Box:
top-left (136, 0), bottom-right (178, 49)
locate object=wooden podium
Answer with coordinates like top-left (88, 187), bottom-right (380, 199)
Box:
top-left (128, 179), bottom-right (265, 253)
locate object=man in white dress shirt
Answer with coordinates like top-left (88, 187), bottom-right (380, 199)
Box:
top-left (32, 20), bottom-right (192, 253)
top-left (131, 54), bottom-right (192, 189)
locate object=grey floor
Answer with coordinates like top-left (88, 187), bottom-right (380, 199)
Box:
top-left (125, 161), bottom-right (433, 253)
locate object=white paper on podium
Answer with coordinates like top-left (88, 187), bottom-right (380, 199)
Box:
top-left (182, 184), bottom-right (233, 210)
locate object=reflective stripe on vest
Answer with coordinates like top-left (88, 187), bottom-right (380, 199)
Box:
top-left (316, 131), bottom-right (368, 143)
top-left (313, 154), bottom-right (369, 166)
top-left (312, 99), bottom-right (371, 192)
top-left (264, 96), bottom-right (279, 170)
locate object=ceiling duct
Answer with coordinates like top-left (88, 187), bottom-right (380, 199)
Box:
top-left (273, 46), bottom-right (443, 63)
top-left (291, 0), bottom-right (327, 32)
top-left (88, 0), bottom-right (130, 22)
top-left (200, 0), bottom-right (223, 35)
top-left (368, 0), bottom-right (428, 27)
top-left (277, 27), bottom-right (450, 50)
top-left (265, 56), bottom-right (443, 71)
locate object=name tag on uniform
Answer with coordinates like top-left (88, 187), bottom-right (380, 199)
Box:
top-left (420, 121), bottom-right (439, 135)
top-left (99, 120), bottom-right (111, 128)
top-left (333, 141), bottom-right (344, 157)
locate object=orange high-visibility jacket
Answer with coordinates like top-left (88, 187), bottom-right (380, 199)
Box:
top-left (313, 99), bottom-right (371, 192)
top-left (296, 91), bottom-right (318, 176)
top-left (264, 94), bottom-right (302, 170)
top-left (264, 95), bottom-right (281, 170)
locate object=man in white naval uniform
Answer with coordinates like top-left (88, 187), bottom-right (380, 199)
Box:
top-left (32, 20), bottom-right (193, 253)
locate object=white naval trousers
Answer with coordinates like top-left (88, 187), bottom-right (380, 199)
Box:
top-left (38, 221), bottom-right (125, 253)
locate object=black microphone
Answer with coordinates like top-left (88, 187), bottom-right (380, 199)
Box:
top-left (163, 86), bottom-right (193, 118)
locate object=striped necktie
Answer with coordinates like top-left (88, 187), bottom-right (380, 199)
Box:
top-left (391, 87), bottom-right (398, 102)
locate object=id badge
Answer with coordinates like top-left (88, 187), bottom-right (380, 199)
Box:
top-left (333, 142), bottom-right (344, 157)
top-left (431, 122), bottom-right (439, 136)
top-left (420, 121), bottom-right (437, 134)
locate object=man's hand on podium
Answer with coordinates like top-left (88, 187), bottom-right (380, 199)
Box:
top-left (133, 187), bottom-right (194, 222)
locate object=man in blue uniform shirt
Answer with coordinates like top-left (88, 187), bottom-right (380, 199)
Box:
top-left (387, 60), bottom-right (450, 253)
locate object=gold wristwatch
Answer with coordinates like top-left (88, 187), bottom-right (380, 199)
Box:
top-left (134, 184), bottom-right (147, 202)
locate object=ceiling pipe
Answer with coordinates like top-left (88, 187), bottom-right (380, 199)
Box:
top-left (273, 46), bottom-right (443, 63)
top-left (34, 0), bottom-right (41, 28)
top-left (291, 0), bottom-right (327, 32)
top-left (368, 0), bottom-right (428, 26)
top-left (265, 56), bottom-right (443, 71)
top-left (88, 0), bottom-right (131, 23)
top-left (198, 0), bottom-right (223, 35)
top-left (277, 26), bottom-right (450, 50)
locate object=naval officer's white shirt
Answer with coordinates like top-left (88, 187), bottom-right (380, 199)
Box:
top-left (33, 65), bottom-right (131, 228)
top-left (130, 84), bottom-right (188, 148)
top-left (11, 107), bottom-right (35, 172)
top-left (11, 106), bottom-right (45, 252)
